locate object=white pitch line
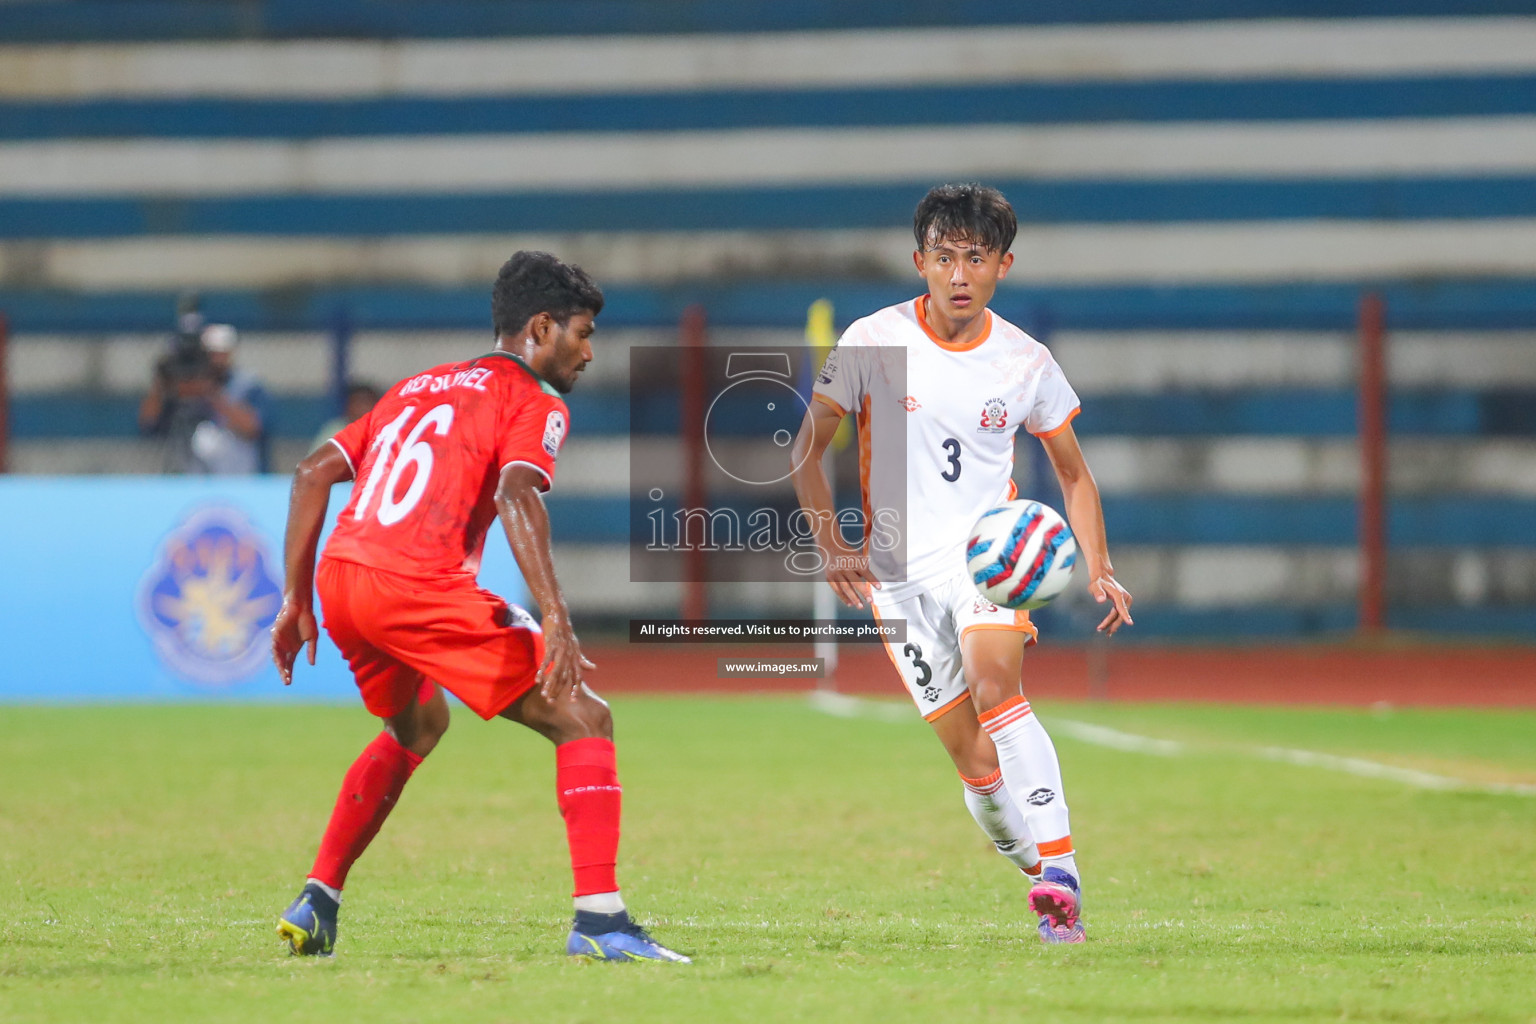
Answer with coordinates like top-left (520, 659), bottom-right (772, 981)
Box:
top-left (810, 704), bottom-right (1536, 797)
top-left (1254, 746), bottom-right (1536, 796)
top-left (1055, 719), bottom-right (1536, 797)
top-left (1055, 719), bottom-right (1186, 756)
top-left (807, 689), bottom-right (912, 723)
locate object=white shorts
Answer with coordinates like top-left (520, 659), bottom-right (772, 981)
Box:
top-left (869, 572), bottom-right (1038, 722)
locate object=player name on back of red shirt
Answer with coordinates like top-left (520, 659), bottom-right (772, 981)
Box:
top-left (399, 366), bottom-right (495, 397)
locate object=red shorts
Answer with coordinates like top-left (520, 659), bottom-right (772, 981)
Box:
top-left (316, 557), bottom-right (545, 720)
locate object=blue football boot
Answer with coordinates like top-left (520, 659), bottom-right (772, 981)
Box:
top-left (566, 910), bottom-right (690, 963)
top-left (277, 883), bottom-right (338, 956)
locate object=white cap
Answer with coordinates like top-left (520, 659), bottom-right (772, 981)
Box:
top-left (202, 323), bottom-right (238, 352)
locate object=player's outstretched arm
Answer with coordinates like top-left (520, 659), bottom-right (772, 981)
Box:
top-left (495, 464), bottom-right (595, 702)
top-left (1039, 424), bottom-right (1134, 635)
top-left (790, 399), bottom-right (881, 610)
top-left (272, 443), bottom-right (354, 684)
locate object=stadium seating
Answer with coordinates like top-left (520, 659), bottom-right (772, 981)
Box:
top-left (3, 0), bottom-right (1534, 636)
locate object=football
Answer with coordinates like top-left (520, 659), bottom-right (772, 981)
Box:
top-left (966, 499), bottom-right (1079, 610)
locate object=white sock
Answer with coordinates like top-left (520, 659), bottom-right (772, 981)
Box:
top-left (305, 878), bottom-right (342, 903)
top-left (573, 891), bottom-right (626, 914)
top-left (960, 769), bottom-right (1041, 875)
top-left (1042, 853), bottom-right (1079, 882)
top-left (978, 697), bottom-right (1076, 877)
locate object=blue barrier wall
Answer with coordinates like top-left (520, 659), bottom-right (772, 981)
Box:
top-left (0, 477), bottom-right (528, 702)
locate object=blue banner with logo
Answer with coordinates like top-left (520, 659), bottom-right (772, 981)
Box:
top-left (0, 476), bottom-right (529, 702)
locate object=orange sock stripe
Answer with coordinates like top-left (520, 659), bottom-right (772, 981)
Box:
top-left (1037, 836), bottom-right (1074, 858)
top-left (959, 767), bottom-right (1004, 794)
top-left (976, 694), bottom-right (1029, 725)
top-left (979, 702), bottom-right (1033, 735)
top-left (959, 767), bottom-right (1002, 787)
top-left (989, 706), bottom-right (1033, 733)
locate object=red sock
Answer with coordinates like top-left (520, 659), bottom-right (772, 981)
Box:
top-left (309, 731), bottom-right (423, 890)
top-left (555, 737), bottom-right (622, 897)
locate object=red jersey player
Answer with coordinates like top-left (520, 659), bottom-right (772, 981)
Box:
top-left (270, 251), bottom-right (688, 963)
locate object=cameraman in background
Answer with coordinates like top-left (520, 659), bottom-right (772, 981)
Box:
top-left (138, 297), bottom-right (269, 474)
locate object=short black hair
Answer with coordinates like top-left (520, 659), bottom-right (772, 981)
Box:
top-left (492, 250), bottom-right (604, 338)
top-left (913, 183), bottom-right (1017, 254)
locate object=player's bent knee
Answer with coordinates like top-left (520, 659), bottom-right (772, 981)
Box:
top-left (404, 731), bottom-right (444, 759)
top-left (943, 743), bottom-right (998, 781)
top-left (548, 689), bottom-right (612, 744)
top-left (415, 703), bottom-right (450, 755)
top-left (506, 683), bottom-right (612, 745)
top-left (387, 688), bottom-right (451, 758)
top-left (942, 728), bottom-right (998, 779)
top-left (969, 678), bottom-right (1018, 715)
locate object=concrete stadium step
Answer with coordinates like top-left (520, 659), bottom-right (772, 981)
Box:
top-left (10, 221), bottom-right (1536, 291)
top-left (7, 280), bottom-right (1536, 333)
top-left (12, 436), bottom-right (1536, 498)
top-left (6, 178), bottom-right (1536, 240)
top-left (7, 14), bottom-right (1535, 87)
top-left (11, 329), bottom-right (1536, 396)
top-left (12, 389), bottom-right (1536, 441)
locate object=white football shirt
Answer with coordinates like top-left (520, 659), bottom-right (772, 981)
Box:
top-left (812, 296), bottom-right (1080, 599)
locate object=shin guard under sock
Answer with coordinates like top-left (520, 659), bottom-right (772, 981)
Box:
top-left (978, 696), bottom-right (1074, 866)
top-left (960, 768), bottom-right (1041, 874)
top-left (556, 737), bottom-right (623, 898)
top-left (310, 731), bottom-right (423, 890)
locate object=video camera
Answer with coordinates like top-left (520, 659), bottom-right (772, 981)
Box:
top-left (156, 292), bottom-right (215, 385)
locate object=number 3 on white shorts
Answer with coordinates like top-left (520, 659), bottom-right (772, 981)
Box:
top-left (353, 404), bottom-right (456, 526)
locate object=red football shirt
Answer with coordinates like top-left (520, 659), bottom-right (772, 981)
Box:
top-left (322, 351), bottom-right (569, 579)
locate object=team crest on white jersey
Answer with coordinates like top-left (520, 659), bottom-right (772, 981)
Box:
top-left (978, 397), bottom-right (1009, 433)
top-left (542, 410), bottom-right (566, 458)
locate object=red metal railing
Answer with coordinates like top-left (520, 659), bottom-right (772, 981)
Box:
top-left (679, 305), bottom-right (708, 620)
top-left (1357, 293), bottom-right (1388, 634)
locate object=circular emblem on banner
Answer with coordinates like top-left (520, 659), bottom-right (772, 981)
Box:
top-left (136, 505), bottom-right (282, 685)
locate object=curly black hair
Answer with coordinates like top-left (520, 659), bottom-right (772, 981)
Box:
top-left (491, 251), bottom-right (605, 338)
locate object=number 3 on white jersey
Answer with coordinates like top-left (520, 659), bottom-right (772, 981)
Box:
top-left (353, 404), bottom-right (455, 526)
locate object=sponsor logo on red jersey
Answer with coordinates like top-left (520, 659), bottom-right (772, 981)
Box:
top-left (542, 409), bottom-right (566, 458)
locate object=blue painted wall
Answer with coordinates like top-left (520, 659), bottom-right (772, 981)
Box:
top-left (0, 477), bottom-right (529, 702)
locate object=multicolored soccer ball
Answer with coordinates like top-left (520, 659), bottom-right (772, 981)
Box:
top-left (966, 500), bottom-right (1078, 610)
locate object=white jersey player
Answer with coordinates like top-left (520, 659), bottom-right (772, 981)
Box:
top-left (791, 183), bottom-right (1134, 944)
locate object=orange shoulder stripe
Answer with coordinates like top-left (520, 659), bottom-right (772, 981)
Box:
top-left (811, 393), bottom-right (847, 417)
top-left (1032, 406), bottom-right (1081, 439)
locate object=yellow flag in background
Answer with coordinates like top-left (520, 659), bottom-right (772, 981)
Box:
top-left (805, 298), bottom-right (852, 451)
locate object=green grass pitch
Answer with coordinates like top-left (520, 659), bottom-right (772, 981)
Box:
top-left (2, 696), bottom-right (1533, 1023)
